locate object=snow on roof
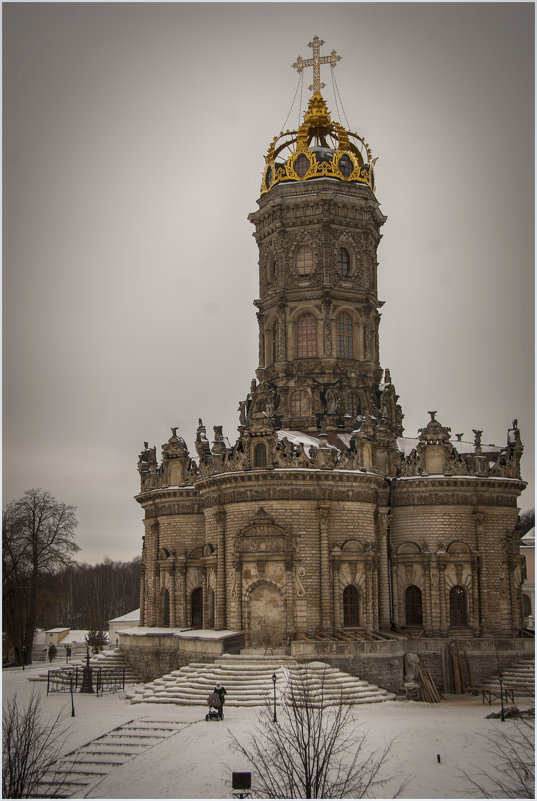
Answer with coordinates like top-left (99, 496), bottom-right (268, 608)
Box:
top-left (46, 627), bottom-right (70, 633)
top-left (277, 429), bottom-right (350, 454)
top-left (109, 608), bottom-right (140, 624)
top-left (521, 527), bottom-right (535, 546)
top-left (396, 437), bottom-right (500, 456)
top-left (120, 627), bottom-right (241, 640)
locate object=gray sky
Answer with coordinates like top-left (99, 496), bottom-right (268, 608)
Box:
top-left (3, 2), bottom-right (534, 564)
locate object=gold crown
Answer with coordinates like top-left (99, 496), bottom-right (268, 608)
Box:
top-left (261, 93), bottom-right (376, 195)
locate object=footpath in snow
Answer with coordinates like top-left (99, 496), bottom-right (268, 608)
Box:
top-left (2, 661), bottom-right (533, 799)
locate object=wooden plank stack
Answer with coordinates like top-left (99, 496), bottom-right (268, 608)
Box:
top-left (417, 667), bottom-right (442, 703)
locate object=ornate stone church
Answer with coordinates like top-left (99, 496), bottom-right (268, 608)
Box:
top-left (133, 37), bottom-right (526, 667)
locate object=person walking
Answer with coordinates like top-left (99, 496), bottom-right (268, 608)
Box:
top-left (214, 682), bottom-right (227, 719)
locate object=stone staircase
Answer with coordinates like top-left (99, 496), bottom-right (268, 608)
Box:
top-left (28, 649), bottom-right (142, 685)
top-left (481, 656), bottom-right (535, 698)
top-left (34, 718), bottom-right (185, 798)
top-left (127, 656), bottom-right (396, 707)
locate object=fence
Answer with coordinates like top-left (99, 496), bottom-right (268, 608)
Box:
top-left (47, 666), bottom-right (125, 696)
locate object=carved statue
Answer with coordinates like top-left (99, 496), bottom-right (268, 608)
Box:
top-left (403, 652), bottom-right (420, 683)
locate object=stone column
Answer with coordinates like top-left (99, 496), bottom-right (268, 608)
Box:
top-left (177, 564), bottom-right (186, 627)
top-left (423, 558), bottom-right (432, 633)
top-left (318, 505), bottom-right (332, 631)
top-left (233, 559), bottom-right (243, 632)
top-left (202, 567), bottom-right (209, 629)
top-left (214, 509), bottom-right (227, 630)
top-left (438, 562), bottom-right (448, 635)
top-left (169, 568), bottom-right (176, 627)
top-left (392, 564), bottom-right (400, 626)
top-left (371, 557), bottom-right (379, 629)
top-left (278, 302), bottom-right (287, 361)
top-left (139, 566), bottom-right (146, 626)
top-left (257, 312), bottom-right (265, 368)
top-left (332, 561), bottom-right (341, 630)
top-left (470, 558), bottom-right (481, 634)
top-left (364, 561), bottom-right (372, 627)
top-left (322, 297), bottom-right (332, 358)
top-left (152, 568), bottom-right (159, 627)
top-left (376, 511), bottom-right (391, 630)
top-left (285, 560), bottom-right (295, 644)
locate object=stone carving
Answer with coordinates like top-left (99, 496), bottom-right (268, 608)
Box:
top-left (403, 652), bottom-right (420, 683)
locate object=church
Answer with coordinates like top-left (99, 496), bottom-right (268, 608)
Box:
top-left (128, 37), bottom-right (528, 684)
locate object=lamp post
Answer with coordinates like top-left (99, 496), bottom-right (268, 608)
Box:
top-left (272, 673), bottom-right (277, 723)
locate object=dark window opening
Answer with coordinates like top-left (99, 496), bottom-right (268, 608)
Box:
top-left (343, 585), bottom-right (359, 626)
top-left (405, 585), bottom-right (423, 626)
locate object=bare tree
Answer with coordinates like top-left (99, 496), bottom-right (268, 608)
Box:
top-left (461, 716), bottom-right (534, 798)
top-left (231, 666), bottom-right (403, 798)
top-left (3, 489), bottom-right (79, 664)
top-left (2, 691), bottom-right (72, 798)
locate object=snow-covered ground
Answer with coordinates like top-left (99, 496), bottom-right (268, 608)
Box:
top-left (2, 662), bottom-right (533, 799)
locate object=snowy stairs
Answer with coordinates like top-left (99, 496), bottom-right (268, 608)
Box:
top-left (127, 656), bottom-right (395, 707)
top-left (481, 656), bottom-right (535, 698)
top-left (35, 719), bottom-right (184, 798)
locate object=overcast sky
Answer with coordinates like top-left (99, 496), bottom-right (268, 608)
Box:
top-left (3, 2), bottom-right (534, 564)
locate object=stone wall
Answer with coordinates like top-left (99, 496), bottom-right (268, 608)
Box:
top-left (291, 637), bottom-right (534, 693)
top-left (119, 630), bottom-right (244, 682)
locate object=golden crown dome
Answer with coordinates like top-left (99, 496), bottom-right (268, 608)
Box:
top-left (260, 37), bottom-right (376, 196)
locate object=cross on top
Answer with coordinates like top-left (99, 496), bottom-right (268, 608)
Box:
top-left (292, 35), bottom-right (342, 93)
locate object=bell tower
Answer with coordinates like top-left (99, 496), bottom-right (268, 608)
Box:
top-left (247, 36), bottom-right (402, 436)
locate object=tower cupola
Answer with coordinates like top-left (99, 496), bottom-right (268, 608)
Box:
top-left (261, 36), bottom-right (376, 195)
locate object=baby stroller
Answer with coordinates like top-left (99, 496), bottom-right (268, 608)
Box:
top-left (205, 691), bottom-right (222, 721)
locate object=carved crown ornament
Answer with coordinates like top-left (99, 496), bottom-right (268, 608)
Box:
top-left (260, 37), bottom-right (375, 196)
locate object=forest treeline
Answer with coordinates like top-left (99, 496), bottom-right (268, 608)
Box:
top-left (38, 556), bottom-right (141, 631)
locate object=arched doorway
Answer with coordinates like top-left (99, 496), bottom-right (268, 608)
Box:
top-left (405, 585), bottom-right (423, 626)
top-left (449, 585), bottom-right (468, 626)
top-left (248, 582), bottom-right (284, 647)
top-left (191, 587), bottom-right (203, 628)
top-left (343, 585), bottom-right (359, 626)
top-left (161, 587), bottom-right (170, 627)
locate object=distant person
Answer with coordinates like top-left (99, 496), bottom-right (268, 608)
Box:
top-left (214, 682), bottom-right (227, 719)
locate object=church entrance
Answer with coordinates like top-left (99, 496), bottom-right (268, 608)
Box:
top-left (248, 582), bottom-right (284, 648)
top-left (191, 587), bottom-right (203, 628)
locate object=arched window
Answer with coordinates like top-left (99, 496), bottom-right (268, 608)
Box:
top-left (272, 321), bottom-right (280, 363)
top-left (337, 247), bottom-right (351, 276)
top-left (253, 442), bottom-right (267, 467)
top-left (343, 585), bottom-right (359, 626)
top-left (405, 585), bottom-right (423, 626)
top-left (296, 313), bottom-right (317, 358)
top-left (191, 587), bottom-right (203, 628)
top-left (336, 312), bottom-right (354, 358)
top-left (295, 245), bottom-right (314, 275)
top-left (266, 254), bottom-right (275, 283)
top-left (348, 392), bottom-right (361, 417)
top-left (522, 555), bottom-right (527, 580)
top-left (449, 585), bottom-right (467, 626)
top-left (290, 390), bottom-right (310, 417)
top-left (161, 587), bottom-right (170, 627)
top-left (294, 153), bottom-right (310, 177)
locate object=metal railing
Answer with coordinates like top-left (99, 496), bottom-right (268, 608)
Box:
top-left (47, 666), bottom-right (125, 696)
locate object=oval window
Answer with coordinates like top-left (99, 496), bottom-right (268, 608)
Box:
top-left (265, 166), bottom-right (273, 188)
top-left (294, 153), bottom-right (310, 178)
top-left (338, 154), bottom-right (353, 178)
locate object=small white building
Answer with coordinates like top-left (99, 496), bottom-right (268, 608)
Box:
top-left (108, 609), bottom-right (140, 647)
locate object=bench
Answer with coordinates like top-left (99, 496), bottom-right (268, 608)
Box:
top-left (472, 686), bottom-right (516, 705)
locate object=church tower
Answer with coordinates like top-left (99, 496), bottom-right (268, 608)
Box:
top-left (246, 36), bottom-right (402, 437)
top-left (132, 37), bottom-right (526, 679)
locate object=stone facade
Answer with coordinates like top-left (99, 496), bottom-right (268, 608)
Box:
top-left (134, 71), bottom-right (526, 656)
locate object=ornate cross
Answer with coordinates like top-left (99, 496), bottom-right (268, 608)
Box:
top-left (292, 35), bottom-right (342, 93)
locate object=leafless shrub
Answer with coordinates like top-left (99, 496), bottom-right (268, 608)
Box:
top-left (230, 665), bottom-right (404, 798)
top-left (461, 716), bottom-right (534, 798)
top-left (2, 690), bottom-right (71, 798)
